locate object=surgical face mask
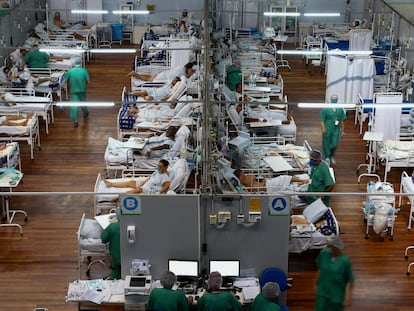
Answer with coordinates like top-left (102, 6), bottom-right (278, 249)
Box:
top-left (157, 169), bottom-right (162, 174)
top-left (309, 159), bottom-right (317, 167)
top-left (331, 99), bottom-right (338, 104)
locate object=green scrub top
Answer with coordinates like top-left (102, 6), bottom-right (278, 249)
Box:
top-left (316, 248), bottom-right (354, 303)
top-left (24, 49), bottom-right (50, 68)
top-left (64, 66), bottom-right (90, 94)
top-left (197, 291), bottom-right (242, 311)
top-left (308, 161), bottom-right (335, 194)
top-left (226, 65), bottom-right (242, 91)
top-left (146, 287), bottom-right (189, 311)
top-left (100, 221), bottom-right (121, 266)
top-left (319, 108), bottom-right (346, 137)
top-left (251, 293), bottom-right (281, 311)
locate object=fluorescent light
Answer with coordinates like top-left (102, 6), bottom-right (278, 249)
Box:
top-left (39, 48), bottom-right (85, 54)
top-left (112, 10), bottom-right (150, 14)
top-left (56, 102), bottom-right (115, 107)
top-left (277, 50), bottom-right (323, 55)
top-left (304, 13), bottom-right (341, 17)
top-left (90, 48), bottom-right (137, 54)
top-left (327, 50), bottom-right (372, 55)
top-left (276, 50), bottom-right (372, 56)
top-left (298, 103), bottom-right (356, 109)
top-left (71, 10), bottom-right (109, 14)
top-left (362, 103), bottom-right (414, 109)
top-left (264, 12), bottom-right (300, 17)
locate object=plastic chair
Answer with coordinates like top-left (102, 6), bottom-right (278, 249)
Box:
top-left (259, 267), bottom-right (292, 291)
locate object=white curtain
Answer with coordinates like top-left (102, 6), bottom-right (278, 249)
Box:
top-left (326, 55), bottom-right (374, 104)
top-left (349, 29), bottom-right (373, 51)
top-left (373, 93), bottom-right (403, 141)
top-left (170, 40), bottom-right (190, 69)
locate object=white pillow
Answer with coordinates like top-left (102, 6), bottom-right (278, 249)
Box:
top-left (303, 198), bottom-right (328, 224)
top-left (80, 219), bottom-right (103, 239)
top-left (169, 159), bottom-right (187, 191)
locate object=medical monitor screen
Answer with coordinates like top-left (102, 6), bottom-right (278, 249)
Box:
top-left (129, 276), bottom-right (146, 287)
top-left (168, 259), bottom-right (199, 277)
top-left (209, 260), bottom-right (240, 277)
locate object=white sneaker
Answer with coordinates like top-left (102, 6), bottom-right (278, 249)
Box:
top-left (331, 157), bottom-right (336, 165)
top-left (325, 158), bottom-right (330, 165)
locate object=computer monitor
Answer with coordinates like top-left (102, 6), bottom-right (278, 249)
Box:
top-left (168, 259), bottom-right (199, 277)
top-left (209, 260), bottom-right (240, 277)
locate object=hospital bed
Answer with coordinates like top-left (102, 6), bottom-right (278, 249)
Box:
top-left (0, 142), bottom-right (21, 170)
top-left (398, 171), bottom-right (414, 230)
top-left (29, 67), bottom-right (67, 101)
top-left (362, 178), bottom-right (396, 240)
top-left (77, 213), bottom-right (111, 279)
top-left (0, 113), bottom-right (40, 159)
top-left (289, 199), bottom-right (340, 253)
top-left (0, 87), bottom-right (54, 134)
top-left (94, 158), bottom-right (191, 215)
top-left (377, 139), bottom-right (414, 181)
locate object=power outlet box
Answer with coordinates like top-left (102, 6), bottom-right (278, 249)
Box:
top-left (237, 214), bottom-right (245, 224)
top-left (218, 211), bottom-right (231, 223)
top-left (248, 212), bottom-right (261, 223)
top-left (209, 214), bottom-right (217, 225)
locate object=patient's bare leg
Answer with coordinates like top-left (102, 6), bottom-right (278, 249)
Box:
top-left (127, 71), bottom-right (155, 81)
top-left (104, 179), bottom-right (137, 188)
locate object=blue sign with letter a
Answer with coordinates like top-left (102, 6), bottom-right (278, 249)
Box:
top-left (268, 196), bottom-right (290, 215)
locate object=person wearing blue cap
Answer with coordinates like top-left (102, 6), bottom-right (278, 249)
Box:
top-left (64, 58), bottom-right (89, 127)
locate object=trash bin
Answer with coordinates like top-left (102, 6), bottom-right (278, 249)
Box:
top-left (111, 23), bottom-right (124, 41)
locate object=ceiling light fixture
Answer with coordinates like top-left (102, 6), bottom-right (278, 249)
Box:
top-left (71, 10), bottom-right (109, 14)
top-left (90, 48), bottom-right (137, 54)
top-left (112, 10), bottom-right (150, 14)
top-left (304, 13), bottom-right (341, 17)
top-left (56, 102), bottom-right (115, 107)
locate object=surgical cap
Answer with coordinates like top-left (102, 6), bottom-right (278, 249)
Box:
top-left (262, 282), bottom-right (280, 301)
top-left (207, 271), bottom-right (223, 290)
top-left (327, 235), bottom-right (344, 250)
top-left (74, 58), bottom-right (82, 66)
top-left (310, 149), bottom-right (322, 161)
top-left (160, 271), bottom-right (177, 289)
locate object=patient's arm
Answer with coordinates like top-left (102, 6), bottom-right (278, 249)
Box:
top-left (145, 143), bottom-right (170, 157)
top-left (159, 180), bottom-right (171, 194)
top-left (127, 71), bottom-right (156, 81)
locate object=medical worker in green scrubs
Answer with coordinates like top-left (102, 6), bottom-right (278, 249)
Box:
top-left (64, 58), bottom-right (89, 127)
top-left (146, 271), bottom-right (190, 311)
top-left (251, 282), bottom-right (281, 311)
top-left (315, 236), bottom-right (354, 311)
top-left (100, 216), bottom-right (121, 279)
top-left (307, 149), bottom-right (335, 205)
top-left (319, 94), bottom-right (346, 165)
top-left (197, 271), bottom-right (241, 311)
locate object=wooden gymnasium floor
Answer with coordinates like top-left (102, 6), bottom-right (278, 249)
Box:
top-left (1, 48), bottom-right (414, 311)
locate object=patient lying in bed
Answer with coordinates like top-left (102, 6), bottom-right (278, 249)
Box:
top-left (234, 169), bottom-right (308, 192)
top-left (127, 77), bottom-right (182, 101)
top-left (0, 114), bottom-right (31, 126)
top-left (104, 159), bottom-right (171, 195)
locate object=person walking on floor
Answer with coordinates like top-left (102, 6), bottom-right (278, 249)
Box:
top-left (64, 58), bottom-right (89, 127)
top-left (319, 94), bottom-right (346, 165)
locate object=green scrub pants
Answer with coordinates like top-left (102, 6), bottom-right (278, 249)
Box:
top-left (70, 92), bottom-right (89, 121)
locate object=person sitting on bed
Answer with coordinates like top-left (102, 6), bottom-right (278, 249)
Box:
top-left (127, 62), bottom-right (196, 82)
top-left (141, 126), bottom-right (178, 158)
top-left (0, 66), bottom-right (12, 86)
top-left (127, 76), bottom-right (181, 101)
top-left (104, 159), bottom-right (171, 194)
top-left (52, 12), bottom-right (88, 40)
top-left (234, 169), bottom-right (307, 192)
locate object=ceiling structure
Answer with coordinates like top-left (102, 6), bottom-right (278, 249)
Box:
top-left (383, 0), bottom-right (414, 25)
